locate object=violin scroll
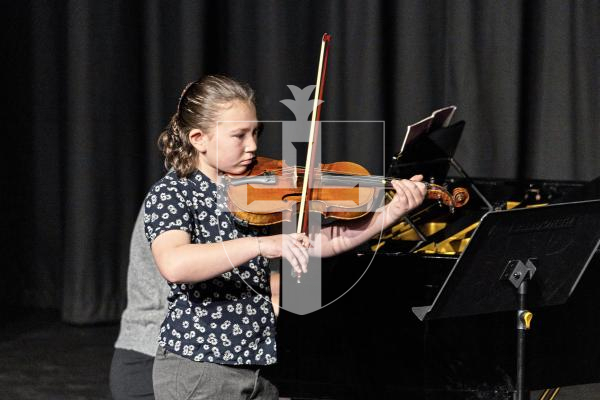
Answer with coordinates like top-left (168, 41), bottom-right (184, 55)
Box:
top-left (424, 182), bottom-right (470, 211)
top-left (451, 187), bottom-right (470, 207)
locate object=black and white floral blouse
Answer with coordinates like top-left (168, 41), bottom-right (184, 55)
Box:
top-left (143, 169), bottom-right (277, 366)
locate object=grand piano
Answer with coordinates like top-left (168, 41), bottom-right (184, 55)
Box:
top-left (262, 121), bottom-right (600, 400)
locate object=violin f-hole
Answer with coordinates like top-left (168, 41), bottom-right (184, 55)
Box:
top-left (282, 193), bottom-right (303, 202)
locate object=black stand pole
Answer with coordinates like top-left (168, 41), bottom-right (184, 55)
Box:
top-left (516, 278), bottom-right (529, 400)
top-left (501, 258), bottom-right (537, 400)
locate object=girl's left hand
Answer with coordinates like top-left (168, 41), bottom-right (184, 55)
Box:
top-left (385, 175), bottom-right (427, 222)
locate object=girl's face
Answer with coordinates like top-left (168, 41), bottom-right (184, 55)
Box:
top-left (191, 101), bottom-right (259, 181)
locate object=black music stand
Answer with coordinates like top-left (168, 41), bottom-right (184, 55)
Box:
top-left (412, 200), bottom-right (600, 400)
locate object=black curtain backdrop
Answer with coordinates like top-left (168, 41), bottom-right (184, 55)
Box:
top-left (3, 0), bottom-right (599, 323)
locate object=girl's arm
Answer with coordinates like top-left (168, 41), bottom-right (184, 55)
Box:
top-left (151, 231), bottom-right (309, 283)
top-left (311, 176), bottom-right (426, 258)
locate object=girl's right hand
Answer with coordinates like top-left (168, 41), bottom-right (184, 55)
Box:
top-left (259, 233), bottom-right (310, 276)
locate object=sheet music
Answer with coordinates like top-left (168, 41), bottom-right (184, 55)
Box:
top-left (430, 105), bottom-right (456, 131)
top-left (399, 105), bottom-right (457, 154)
top-left (399, 116), bottom-right (432, 154)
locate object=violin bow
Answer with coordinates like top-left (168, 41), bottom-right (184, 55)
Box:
top-left (297, 33), bottom-right (332, 235)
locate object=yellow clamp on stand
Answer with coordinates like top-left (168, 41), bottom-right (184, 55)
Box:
top-left (519, 310), bottom-right (533, 330)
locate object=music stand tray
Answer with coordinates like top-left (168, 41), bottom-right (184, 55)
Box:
top-left (413, 200), bottom-right (600, 400)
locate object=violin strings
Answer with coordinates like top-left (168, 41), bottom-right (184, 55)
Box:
top-left (245, 167), bottom-right (446, 191)
top-left (278, 174), bottom-right (390, 186)
top-left (273, 170), bottom-right (404, 186)
top-left (273, 167), bottom-right (391, 180)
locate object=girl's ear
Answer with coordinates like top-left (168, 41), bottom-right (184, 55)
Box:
top-left (189, 128), bottom-right (207, 152)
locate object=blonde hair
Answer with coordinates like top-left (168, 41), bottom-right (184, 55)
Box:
top-left (158, 75), bottom-right (256, 177)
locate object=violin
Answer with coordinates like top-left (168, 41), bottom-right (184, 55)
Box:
top-left (226, 33), bottom-right (468, 284)
top-left (224, 33), bottom-right (469, 228)
top-left (224, 156), bottom-right (469, 227)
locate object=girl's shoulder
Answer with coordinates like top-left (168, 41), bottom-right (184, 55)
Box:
top-left (143, 171), bottom-right (200, 241)
top-left (147, 170), bottom-right (203, 195)
top-left (144, 170), bottom-right (216, 208)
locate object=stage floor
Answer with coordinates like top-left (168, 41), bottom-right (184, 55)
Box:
top-left (0, 309), bottom-right (116, 400)
top-left (0, 309), bottom-right (598, 400)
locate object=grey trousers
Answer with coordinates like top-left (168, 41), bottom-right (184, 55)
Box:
top-left (152, 347), bottom-right (279, 400)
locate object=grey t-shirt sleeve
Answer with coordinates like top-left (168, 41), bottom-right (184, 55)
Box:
top-left (114, 204), bottom-right (170, 356)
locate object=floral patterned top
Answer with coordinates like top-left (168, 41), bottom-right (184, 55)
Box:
top-left (143, 169), bottom-right (277, 365)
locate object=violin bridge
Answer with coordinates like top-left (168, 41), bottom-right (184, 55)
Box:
top-left (293, 166), bottom-right (298, 187)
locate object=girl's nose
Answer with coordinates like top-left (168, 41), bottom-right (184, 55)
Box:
top-left (245, 136), bottom-right (257, 153)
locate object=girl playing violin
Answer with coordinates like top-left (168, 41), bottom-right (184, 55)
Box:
top-left (145, 74), bottom-right (426, 399)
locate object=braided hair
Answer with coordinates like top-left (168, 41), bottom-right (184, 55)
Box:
top-left (158, 75), bottom-right (256, 177)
